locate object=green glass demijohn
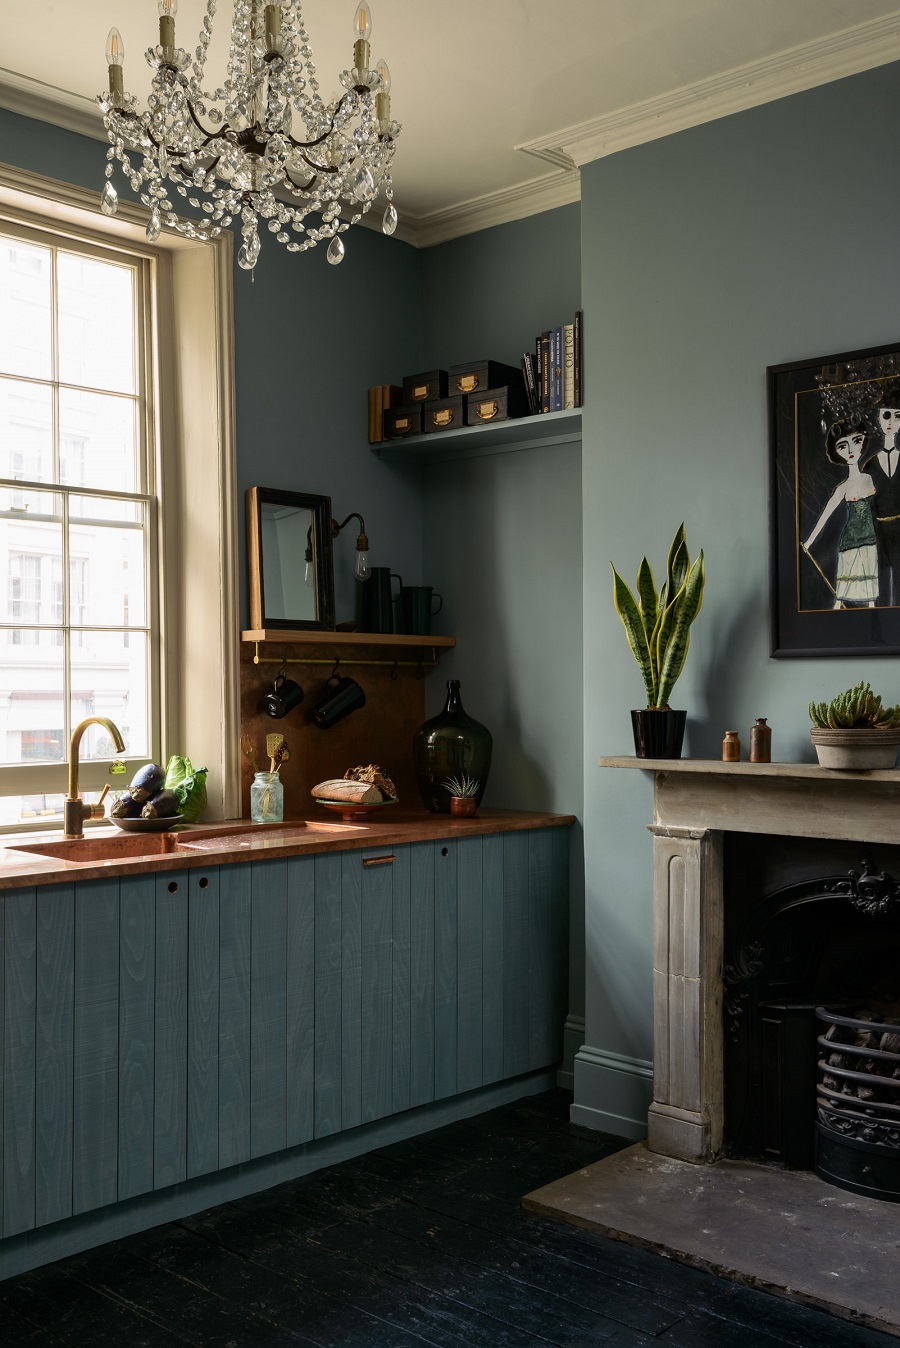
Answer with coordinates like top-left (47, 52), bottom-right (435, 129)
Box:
top-left (413, 679), bottom-right (492, 813)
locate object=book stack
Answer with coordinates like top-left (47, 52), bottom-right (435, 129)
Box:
top-left (520, 311), bottom-right (583, 416)
top-left (367, 385), bottom-right (403, 444)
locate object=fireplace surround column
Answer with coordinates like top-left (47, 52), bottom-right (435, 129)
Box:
top-left (647, 823), bottom-right (724, 1163)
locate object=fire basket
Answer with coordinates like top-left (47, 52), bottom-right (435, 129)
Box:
top-left (816, 1005), bottom-right (900, 1202)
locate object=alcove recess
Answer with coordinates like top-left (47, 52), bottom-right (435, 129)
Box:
top-left (240, 631), bottom-right (456, 816)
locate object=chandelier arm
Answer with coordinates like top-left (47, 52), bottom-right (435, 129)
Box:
top-left (282, 169), bottom-right (319, 192)
top-left (283, 91), bottom-right (353, 153)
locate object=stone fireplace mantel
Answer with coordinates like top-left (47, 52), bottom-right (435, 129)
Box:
top-left (599, 756), bottom-right (900, 1165)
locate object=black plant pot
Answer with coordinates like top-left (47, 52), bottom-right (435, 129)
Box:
top-left (631, 708), bottom-right (686, 759)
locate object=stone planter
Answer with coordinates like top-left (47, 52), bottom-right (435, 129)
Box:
top-left (810, 727), bottom-right (900, 770)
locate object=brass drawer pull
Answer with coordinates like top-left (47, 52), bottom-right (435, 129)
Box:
top-left (433, 408), bottom-right (454, 427)
top-left (363, 855), bottom-right (395, 867)
top-left (457, 373), bottom-right (478, 393)
top-left (412, 384), bottom-right (429, 400)
top-left (475, 399), bottom-right (498, 421)
top-left (394, 416), bottom-right (410, 433)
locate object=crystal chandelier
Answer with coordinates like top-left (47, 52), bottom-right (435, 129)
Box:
top-left (97, 1), bottom-right (400, 270)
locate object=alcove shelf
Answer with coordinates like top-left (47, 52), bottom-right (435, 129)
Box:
top-left (371, 407), bottom-right (582, 463)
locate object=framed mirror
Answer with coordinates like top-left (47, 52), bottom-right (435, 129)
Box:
top-left (246, 487), bottom-right (335, 630)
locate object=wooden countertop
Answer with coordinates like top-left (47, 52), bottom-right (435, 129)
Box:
top-left (0, 808), bottom-right (575, 890)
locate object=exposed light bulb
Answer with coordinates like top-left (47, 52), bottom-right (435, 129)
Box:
top-left (355, 549), bottom-right (371, 581)
top-left (375, 58), bottom-right (390, 93)
top-left (304, 560), bottom-right (315, 588)
top-left (353, 2), bottom-right (372, 43)
top-left (106, 27), bottom-right (125, 65)
top-left (157, 0), bottom-right (178, 15)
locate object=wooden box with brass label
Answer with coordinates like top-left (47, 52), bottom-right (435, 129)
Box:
top-left (402, 369), bottom-right (448, 404)
top-left (464, 382), bottom-right (529, 427)
top-left (383, 403), bottom-right (423, 439)
top-left (421, 394), bottom-right (466, 433)
top-left (448, 359), bottom-right (522, 397)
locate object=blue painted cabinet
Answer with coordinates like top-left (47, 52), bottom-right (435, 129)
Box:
top-left (0, 827), bottom-right (568, 1244)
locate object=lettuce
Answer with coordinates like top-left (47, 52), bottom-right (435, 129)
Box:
top-left (164, 755), bottom-right (208, 822)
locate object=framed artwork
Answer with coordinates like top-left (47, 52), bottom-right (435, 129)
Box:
top-left (769, 342), bottom-right (900, 657)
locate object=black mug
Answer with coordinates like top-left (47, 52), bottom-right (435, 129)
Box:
top-left (355, 568), bottom-right (402, 634)
top-left (264, 673), bottom-right (304, 718)
top-left (310, 674), bottom-right (366, 729)
top-left (397, 585), bottom-right (443, 636)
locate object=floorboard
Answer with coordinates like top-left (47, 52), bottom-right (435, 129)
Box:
top-left (0, 1089), bottom-right (894, 1347)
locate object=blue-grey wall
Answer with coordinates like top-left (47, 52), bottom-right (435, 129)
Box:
top-left (576, 62), bottom-right (900, 1134)
top-left (417, 207), bottom-right (585, 1054)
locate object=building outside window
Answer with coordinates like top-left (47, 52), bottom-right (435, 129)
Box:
top-left (0, 226), bottom-right (158, 827)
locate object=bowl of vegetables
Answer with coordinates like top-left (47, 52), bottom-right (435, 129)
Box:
top-left (110, 756), bottom-right (208, 830)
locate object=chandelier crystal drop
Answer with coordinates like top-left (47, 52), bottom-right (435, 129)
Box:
top-left (97, 1), bottom-right (401, 270)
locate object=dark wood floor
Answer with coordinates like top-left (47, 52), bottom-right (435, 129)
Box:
top-left (0, 1090), bottom-right (894, 1347)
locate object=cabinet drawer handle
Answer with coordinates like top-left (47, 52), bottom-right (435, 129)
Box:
top-left (433, 408), bottom-right (454, 428)
top-left (363, 855), bottom-right (395, 867)
top-left (457, 373), bottom-right (478, 393)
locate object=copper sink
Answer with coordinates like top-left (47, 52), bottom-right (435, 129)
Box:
top-left (10, 833), bottom-right (187, 863)
top-left (8, 820), bottom-right (365, 865)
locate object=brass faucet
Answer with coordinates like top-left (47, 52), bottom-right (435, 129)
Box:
top-left (64, 716), bottom-right (126, 839)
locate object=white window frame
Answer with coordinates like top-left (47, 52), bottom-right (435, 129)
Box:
top-left (0, 163), bottom-right (240, 826)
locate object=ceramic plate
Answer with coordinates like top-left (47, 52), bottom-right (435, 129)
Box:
top-left (111, 813), bottom-right (185, 832)
top-left (316, 798), bottom-right (398, 821)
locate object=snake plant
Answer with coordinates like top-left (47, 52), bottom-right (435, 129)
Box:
top-left (611, 524), bottom-right (705, 709)
top-left (809, 681), bottom-right (900, 729)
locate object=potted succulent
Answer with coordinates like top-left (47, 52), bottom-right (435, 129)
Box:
top-left (442, 774), bottom-right (480, 818)
top-left (809, 682), bottom-right (900, 769)
top-left (611, 524), bottom-right (705, 759)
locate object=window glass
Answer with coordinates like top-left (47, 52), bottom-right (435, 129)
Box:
top-left (58, 251), bottom-right (136, 395)
top-left (0, 239), bottom-right (52, 380)
top-left (0, 227), bottom-right (155, 794)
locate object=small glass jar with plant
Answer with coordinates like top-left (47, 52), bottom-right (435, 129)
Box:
top-left (610, 523), bottom-right (705, 759)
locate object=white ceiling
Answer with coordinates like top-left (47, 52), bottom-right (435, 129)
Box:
top-left (3, 1), bottom-right (900, 245)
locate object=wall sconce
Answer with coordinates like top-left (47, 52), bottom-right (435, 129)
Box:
top-left (331, 512), bottom-right (371, 580)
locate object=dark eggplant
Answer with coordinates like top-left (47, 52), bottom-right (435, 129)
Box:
top-left (141, 788), bottom-right (180, 819)
top-left (111, 792), bottom-right (142, 819)
top-left (130, 762), bottom-right (166, 804)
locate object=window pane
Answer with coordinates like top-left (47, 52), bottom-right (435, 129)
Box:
top-left (0, 642), bottom-right (66, 765)
top-left (73, 631), bottom-right (148, 759)
top-left (70, 517), bottom-right (146, 627)
top-left (0, 378), bottom-right (53, 484)
top-left (0, 237), bottom-right (52, 380)
top-left (58, 252), bottom-right (136, 394)
top-left (68, 493), bottom-right (143, 525)
top-left (0, 794), bottom-right (65, 828)
top-left (59, 388), bottom-right (137, 493)
top-left (0, 493), bottom-right (63, 627)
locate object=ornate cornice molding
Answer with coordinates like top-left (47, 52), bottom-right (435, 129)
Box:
top-left (517, 12), bottom-right (900, 171)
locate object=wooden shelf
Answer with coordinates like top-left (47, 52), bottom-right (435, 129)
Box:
top-left (371, 408), bottom-right (582, 463)
top-left (242, 629), bottom-right (456, 649)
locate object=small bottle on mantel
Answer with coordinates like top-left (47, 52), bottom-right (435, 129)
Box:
top-left (749, 717), bottom-right (772, 763)
top-left (722, 730), bottom-right (741, 762)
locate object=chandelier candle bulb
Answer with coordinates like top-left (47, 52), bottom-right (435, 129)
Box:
top-left (105, 27), bottom-right (124, 97)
